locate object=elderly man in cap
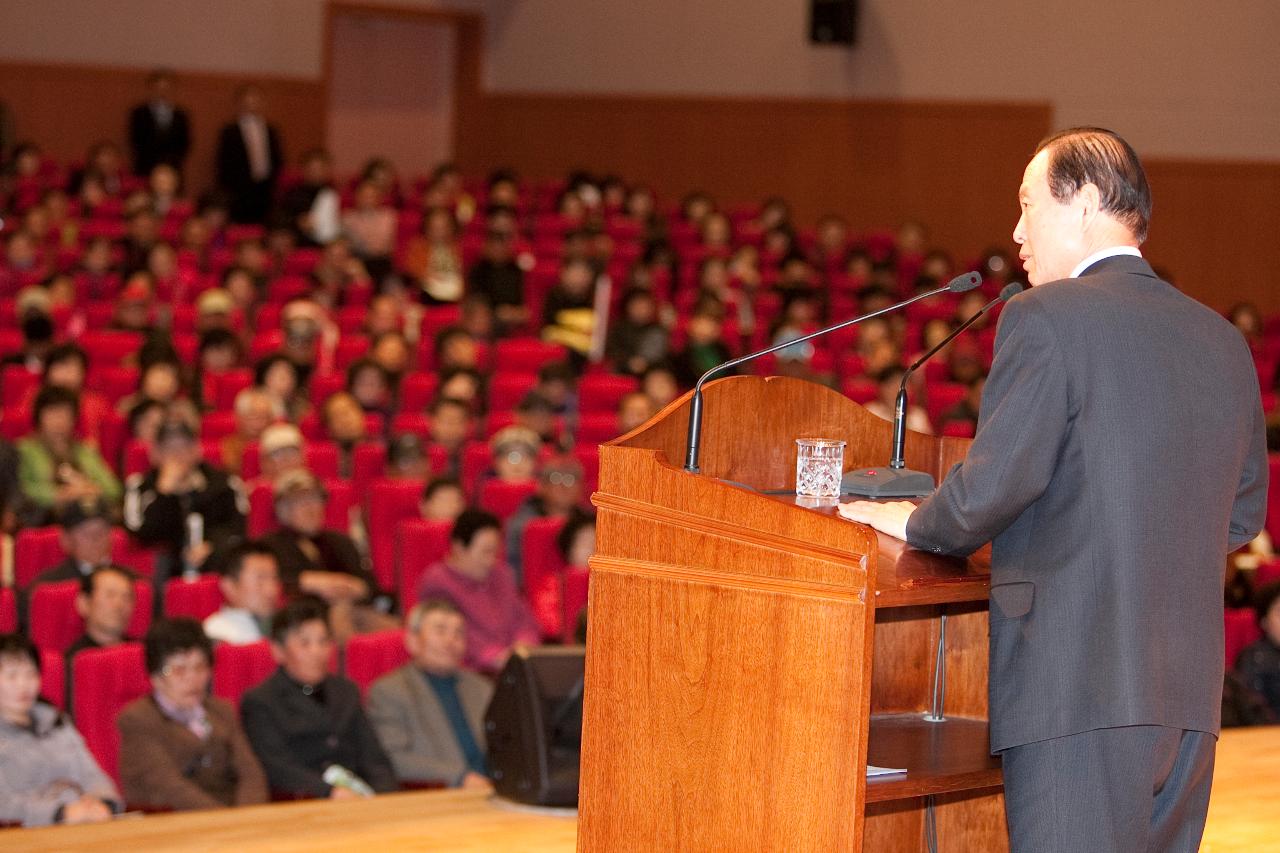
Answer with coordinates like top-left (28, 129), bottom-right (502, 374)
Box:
top-left (19, 496), bottom-right (118, 628)
top-left (250, 423), bottom-right (306, 491)
top-left (261, 470), bottom-right (392, 640)
top-left (504, 456), bottom-right (587, 588)
top-left (124, 420), bottom-right (247, 580)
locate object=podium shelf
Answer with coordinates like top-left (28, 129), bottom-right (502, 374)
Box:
top-left (864, 713), bottom-right (1002, 803)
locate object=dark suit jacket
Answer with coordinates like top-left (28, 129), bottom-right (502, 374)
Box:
top-left (240, 668), bottom-right (397, 797)
top-left (127, 102), bottom-right (191, 175)
top-left (214, 119), bottom-right (282, 193)
top-left (907, 255), bottom-right (1269, 753)
top-left (117, 694), bottom-right (268, 809)
top-left (261, 527), bottom-right (380, 599)
top-left (365, 664), bottom-right (492, 784)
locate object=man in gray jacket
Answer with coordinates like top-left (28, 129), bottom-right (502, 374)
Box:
top-left (367, 598), bottom-right (493, 789)
top-left (842, 127), bottom-right (1269, 852)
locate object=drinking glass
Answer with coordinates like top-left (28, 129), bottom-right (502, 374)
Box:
top-left (795, 438), bottom-right (845, 499)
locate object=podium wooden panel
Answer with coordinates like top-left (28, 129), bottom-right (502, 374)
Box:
top-left (577, 375), bottom-right (1006, 852)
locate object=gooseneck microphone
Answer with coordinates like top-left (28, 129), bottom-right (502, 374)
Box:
top-left (842, 281), bottom-right (1024, 498)
top-left (682, 271), bottom-right (982, 474)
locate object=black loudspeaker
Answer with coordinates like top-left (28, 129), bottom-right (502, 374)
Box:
top-left (809, 0), bottom-right (858, 45)
top-left (485, 646), bottom-right (585, 807)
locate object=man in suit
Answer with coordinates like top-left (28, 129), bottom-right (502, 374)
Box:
top-left (215, 84), bottom-right (283, 225)
top-left (841, 127), bottom-right (1269, 852)
top-left (240, 595), bottom-right (397, 799)
top-left (367, 598), bottom-right (493, 788)
top-left (127, 69), bottom-right (191, 177)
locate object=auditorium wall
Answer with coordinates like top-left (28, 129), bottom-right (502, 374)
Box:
top-left (1, 0), bottom-right (1277, 311)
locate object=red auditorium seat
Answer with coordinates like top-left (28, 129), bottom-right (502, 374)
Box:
top-left (111, 530), bottom-right (160, 578)
top-left (345, 629), bottom-right (410, 698)
top-left (298, 411), bottom-right (383, 442)
top-left (942, 421), bottom-right (976, 438)
top-left (522, 517), bottom-right (567, 639)
top-left (578, 374), bottom-right (639, 413)
top-left (389, 412), bottom-right (432, 442)
top-left (40, 649), bottom-right (65, 711)
top-left (396, 519), bottom-right (452, 608)
top-left (925, 383), bottom-right (968, 428)
top-left (96, 365), bottom-right (139, 401)
top-left (400, 373), bottom-right (439, 411)
top-left (309, 371), bottom-right (345, 404)
top-left (367, 479), bottom-right (427, 593)
top-left (479, 479), bottom-right (537, 521)
top-left (247, 479), bottom-right (354, 538)
top-left (494, 339), bottom-right (567, 373)
top-left (1255, 558), bottom-right (1280, 589)
top-left (212, 640), bottom-right (276, 711)
top-left (562, 567), bottom-right (589, 643)
top-left (352, 441), bottom-right (388, 496)
top-left (841, 378), bottom-right (878, 406)
top-left (2, 363), bottom-right (39, 402)
top-left (71, 643), bottom-right (149, 782)
top-left (575, 412), bottom-right (620, 446)
top-left (0, 587), bottom-right (15, 633)
top-left (164, 575), bottom-right (224, 621)
top-left (1225, 607), bottom-right (1262, 668)
top-left (28, 579), bottom-right (154, 653)
top-left (201, 411), bottom-right (238, 441)
top-left (14, 526), bottom-right (64, 589)
top-left (79, 330), bottom-right (144, 366)
top-left (212, 369), bottom-right (254, 410)
top-left (488, 372), bottom-right (537, 412)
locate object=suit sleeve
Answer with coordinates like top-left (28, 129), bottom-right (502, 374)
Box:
top-left (239, 691), bottom-right (329, 798)
top-left (906, 298), bottom-right (1073, 556)
top-left (350, 702), bottom-right (399, 793)
top-left (366, 679), bottom-right (461, 784)
top-left (117, 708), bottom-right (223, 810)
top-left (1227, 399), bottom-right (1269, 552)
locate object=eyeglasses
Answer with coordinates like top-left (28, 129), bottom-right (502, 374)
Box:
top-left (546, 472), bottom-right (578, 487)
top-left (161, 660), bottom-right (211, 679)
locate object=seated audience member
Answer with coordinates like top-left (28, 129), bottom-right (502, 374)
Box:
top-left (33, 343), bottom-right (112, 445)
top-left (126, 398), bottom-right (168, 449)
top-left (369, 332), bottom-right (412, 387)
top-left (0, 633), bottom-right (122, 826)
top-left (436, 367), bottom-right (483, 414)
top-left (401, 206), bottom-right (464, 305)
top-left (116, 354), bottom-right (184, 415)
top-left (17, 387), bottom-right (122, 526)
top-left (366, 599), bottom-right (493, 788)
top-left (346, 358), bottom-right (394, 420)
top-left (420, 476), bottom-right (467, 523)
top-left (254, 354), bottom-right (309, 423)
top-left (427, 396), bottom-right (474, 478)
top-left (0, 436), bottom-right (19, 533)
top-left (617, 391), bottom-right (657, 435)
top-left (486, 426), bottom-right (541, 488)
top-left (221, 387), bottom-right (276, 474)
top-left (66, 565), bottom-right (136, 661)
top-left (434, 326), bottom-right (480, 373)
top-left (672, 311), bottom-right (733, 389)
top-left (341, 179), bottom-right (397, 284)
top-left (514, 391), bottom-right (559, 448)
top-left (541, 258), bottom-right (597, 358)
top-left (320, 392), bottom-right (367, 477)
top-left (117, 618), bottom-right (268, 810)
top-left (1236, 582), bottom-right (1280, 719)
top-left (640, 364), bottom-right (679, 409)
top-left (467, 215), bottom-right (529, 334)
top-left (31, 497), bottom-right (115, 587)
top-left (109, 273), bottom-right (157, 333)
top-left (261, 470), bottom-right (390, 640)
top-left (607, 288), bottom-right (670, 377)
top-left (557, 513), bottom-right (596, 640)
top-left (124, 420), bottom-right (247, 578)
top-left (280, 148), bottom-right (340, 247)
top-left (204, 541), bottom-right (282, 645)
top-left (256, 423), bottom-right (307, 487)
top-left (864, 367), bottom-right (933, 435)
top-left (506, 457), bottom-right (586, 586)
top-left (417, 510), bottom-right (540, 673)
top-left (387, 433), bottom-right (429, 481)
top-left (240, 596), bottom-right (397, 798)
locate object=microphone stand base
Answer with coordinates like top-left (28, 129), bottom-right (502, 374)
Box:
top-left (841, 467), bottom-right (936, 499)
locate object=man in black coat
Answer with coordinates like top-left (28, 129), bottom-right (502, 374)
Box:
top-left (127, 69), bottom-right (191, 177)
top-left (240, 596), bottom-right (397, 798)
top-left (123, 421), bottom-right (246, 581)
top-left (842, 128), bottom-right (1269, 853)
top-left (214, 84), bottom-right (283, 224)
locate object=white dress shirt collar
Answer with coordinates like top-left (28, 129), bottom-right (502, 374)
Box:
top-left (1069, 246), bottom-right (1142, 279)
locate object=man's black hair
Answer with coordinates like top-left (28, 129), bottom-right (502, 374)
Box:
top-left (32, 385), bottom-right (80, 428)
top-left (78, 565), bottom-right (134, 598)
top-left (1255, 582), bottom-right (1280, 628)
top-left (449, 508), bottom-right (501, 548)
top-left (422, 476), bottom-right (463, 503)
top-left (143, 617), bottom-right (212, 676)
top-left (219, 539), bottom-right (280, 580)
top-left (42, 343), bottom-right (89, 378)
top-left (270, 594), bottom-right (330, 644)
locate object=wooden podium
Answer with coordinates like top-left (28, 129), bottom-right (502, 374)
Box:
top-left (576, 375), bottom-right (1007, 852)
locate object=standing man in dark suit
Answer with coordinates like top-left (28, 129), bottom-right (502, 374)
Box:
top-left (127, 69), bottom-right (191, 178)
top-left (214, 84), bottom-right (283, 225)
top-left (841, 127), bottom-right (1269, 852)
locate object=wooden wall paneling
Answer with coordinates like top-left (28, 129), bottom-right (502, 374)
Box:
top-left (0, 61), bottom-right (323, 197)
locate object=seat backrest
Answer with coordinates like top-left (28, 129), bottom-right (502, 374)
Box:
top-left (522, 517), bottom-right (568, 639)
top-left (40, 649), bottom-right (65, 711)
top-left (479, 479), bottom-right (538, 522)
top-left (71, 643), bottom-right (149, 783)
top-left (1225, 607), bottom-right (1263, 668)
top-left (247, 478), bottom-right (354, 538)
top-left (488, 372), bottom-right (537, 412)
top-left (1256, 558), bottom-right (1280, 589)
top-left (344, 629), bottom-right (410, 699)
top-left (212, 640), bottom-right (276, 712)
top-left (111, 529), bottom-right (158, 578)
top-left (28, 579), bottom-right (154, 652)
top-left (0, 587), bottom-right (15, 633)
top-left (575, 412), bottom-right (620, 446)
top-left (397, 518), bottom-right (453, 608)
top-left (400, 373), bottom-right (438, 411)
top-left (164, 575), bottom-right (225, 621)
top-left (367, 479), bottom-right (427, 593)
top-left (14, 526), bottom-right (64, 589)
top-left (1267, 454), bottom-right (1280, 542)
top-left (578, 374), bottom-right (639, 413)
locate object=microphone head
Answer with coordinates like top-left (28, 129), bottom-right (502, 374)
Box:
top-left (946, 271), bottom-right (982, 293)
top-left (998, 282), bottom-right (1025, 301)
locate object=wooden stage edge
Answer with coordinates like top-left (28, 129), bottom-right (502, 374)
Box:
top-left (8, 725), bottom-right (1279, 852)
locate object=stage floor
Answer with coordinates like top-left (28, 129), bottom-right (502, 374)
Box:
top-left (10, 725), bottom-right (1279, 851)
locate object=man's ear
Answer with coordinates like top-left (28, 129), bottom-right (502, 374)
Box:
top-left (74, 592), bottom-right (90, 620)
top-left (269, 641), bottom-right (286, 665)
top-left (1076, 182), bottom-right (1102, 229)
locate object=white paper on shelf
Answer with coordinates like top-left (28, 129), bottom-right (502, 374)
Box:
top-left (866, 765), bottom-right (907, 778)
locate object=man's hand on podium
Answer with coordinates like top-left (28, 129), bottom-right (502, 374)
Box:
top-left (838, 500), bottom-right (915, 542)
